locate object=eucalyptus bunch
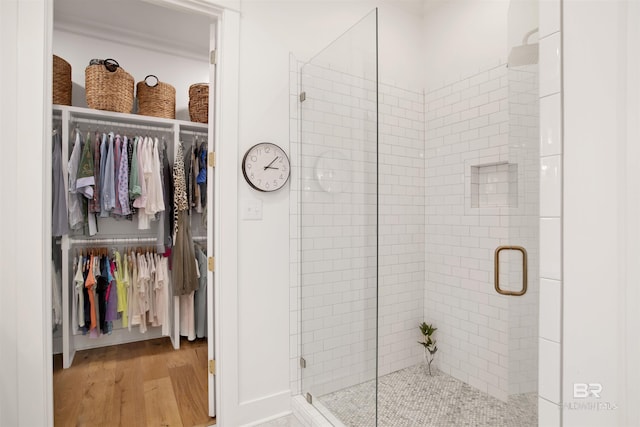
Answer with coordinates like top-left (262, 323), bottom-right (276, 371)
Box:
top-left (418, 322), bottom-right (438, 375)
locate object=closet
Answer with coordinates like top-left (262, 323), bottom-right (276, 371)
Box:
top-left (50, 0), bottom-right (218, 419)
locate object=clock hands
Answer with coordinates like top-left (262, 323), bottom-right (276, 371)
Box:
top-left (263, 156), bottom-right (279, 171)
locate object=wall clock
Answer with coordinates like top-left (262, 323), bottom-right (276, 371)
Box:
top-left (242, 142), bottom-right (291, 192)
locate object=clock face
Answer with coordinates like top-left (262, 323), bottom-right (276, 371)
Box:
top-left (242, 142), bottom-right (290, 192)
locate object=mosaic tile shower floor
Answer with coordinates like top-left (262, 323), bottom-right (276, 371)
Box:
top-left (318, 365), bottom-right (537, 427)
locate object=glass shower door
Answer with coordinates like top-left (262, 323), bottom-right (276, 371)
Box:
top-left (299, 9), bottom-right (378, 426)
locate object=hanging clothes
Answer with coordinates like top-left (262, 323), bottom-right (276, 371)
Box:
top-left (173, 143), bottom-right (189, 236)
top-left (85, 255), bottom-right (98, 332)
top-left (68, 131), bottom-right (85, 231)
top-left (146, 137), bottom-right (165, 217)
top-left (117, 136), bottom-right (131, 217)
top-left (180, 254), bottom-right (198, 341)
top-left (179, 291), bottom-right (196, 341)
top-left (105, 257), bottom-right (118, 334)
top-left (51, 260), bottom-right (63, 327)
top-left (172, 143), bottom-right (198, 296)
top-left (156, 255), bottom-right (170, 336)
top-left (147, 252), bottom-right (158, 327)
top-left (193, 142), bottom-right (202, 214)
top-left (194, 246), bottom-right (207, 339)
top-left (114, 251), bottom-right (129, 328)
top-left (134, 137), bottom-right (152, 229)
top-left (52, 131), bottom-right (69, 236)
top-left (89, 254), bottom-right (101, 338)
top-left (197, 141), bottom-right (207, 210)
top-left (157, 140), bottom-right (174, 252)
top-left (89, 133), bottom-right (101, 214)
top-left (96, 255), bottom-right (109, 334)
top-left (82, 256), bottom-right (91, 332)
top-left (73, 255), bottom-right (85, 329)
top-left (100, 133), bottom-right (116, 216)
top-left (127, 252), bottom-right (138, 331)
top-left (75, 132), bottom-right (95, 199)
top-left (112, 135), bottom-right (123, 217)
top-left (126, 137), bottom-right (136, 218)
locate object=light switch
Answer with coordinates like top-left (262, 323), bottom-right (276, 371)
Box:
top-left (242, 198), bottom-right (263, 220)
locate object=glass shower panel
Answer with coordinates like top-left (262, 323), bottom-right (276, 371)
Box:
top-left (299, 9), bottom-right (378, 425)
top-left (504, 53), bottom-right (540, 413)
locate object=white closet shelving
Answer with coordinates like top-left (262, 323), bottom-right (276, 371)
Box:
top-left (54, 104), bottom-right (209, 369)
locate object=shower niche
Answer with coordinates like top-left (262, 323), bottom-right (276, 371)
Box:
top-left (470, 162), bottom-right (518, 209)
top-left (465, 155), bottom-right (526, 216)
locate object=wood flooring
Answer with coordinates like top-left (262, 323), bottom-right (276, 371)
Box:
top-left (53, 337), bottom-right (215, 427)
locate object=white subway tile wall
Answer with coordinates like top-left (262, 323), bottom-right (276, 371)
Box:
top-left (539, 94), bottom-right (562, 157)
top-left (538, 0), bottom-right (562, 422)
top-left (539, 33), bottom-right (562, 98)
top-left (425, 63), bottom-right (540, 401)
top-left (290, 60), bottom-right (425, 399)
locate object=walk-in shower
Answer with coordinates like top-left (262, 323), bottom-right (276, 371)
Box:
top-left (293, 6), bottom-right (540, 426)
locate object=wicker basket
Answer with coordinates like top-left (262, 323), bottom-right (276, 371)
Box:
top-left (85, 59), bottom-right (134, 113)
top-left (136, 75), bottom-right (176, 119)
top-left (189, 83), bottom-right (209, 123)
top-left (53, 55), bottom-right (72, 106)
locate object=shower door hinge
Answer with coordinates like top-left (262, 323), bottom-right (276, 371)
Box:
top-left (208, 151), bottom-right (216, 168)
top-left (299, 91), bottom-right (306, 102)
top-left (300, 357), bottom-right (306, 368)
top-left (208, 359), bottom-right (216, 374)
top-left (210, 50), bottom-right (217, 65)
top-left (208, 256), bottom-right (215, 272)
top-left (306, 393), bottom-right (313, 404)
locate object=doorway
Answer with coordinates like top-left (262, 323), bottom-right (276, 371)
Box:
top-left (49, 0), bottom-right (219, 423)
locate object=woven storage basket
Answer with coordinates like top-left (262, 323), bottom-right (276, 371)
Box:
top-left (53, 55), bottom-right (72, 106)
top-left (85, 59), bottom-right (134, 113)
top-left (189, 83), bottom-right (209, 123)
top-left (136, 75), bottom-right (176, 119)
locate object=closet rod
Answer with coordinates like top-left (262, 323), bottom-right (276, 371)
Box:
top-left (67, 236), bottom-right (158, 246)
top-left (60, 235), bottom-right (207, 245)
top-left (179, 130), bottom-right (208, 137)
top-left (71, 118), bottom-right (173, 133)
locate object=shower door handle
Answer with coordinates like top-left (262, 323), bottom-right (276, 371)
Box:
top-left (494, 245), bottom-right (528, 296)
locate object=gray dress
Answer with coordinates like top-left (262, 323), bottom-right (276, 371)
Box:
top-left (172, 143), bottom-right (198, 296)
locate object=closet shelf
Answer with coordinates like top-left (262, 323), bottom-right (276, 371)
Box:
top-left (53, 104), bottom-right (208, 134)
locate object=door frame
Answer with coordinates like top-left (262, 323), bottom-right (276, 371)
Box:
top-left (37, 0), bottom-right (240, 425)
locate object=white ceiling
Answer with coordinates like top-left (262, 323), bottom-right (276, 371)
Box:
top-left (53, 0), bottom-right (212, 60)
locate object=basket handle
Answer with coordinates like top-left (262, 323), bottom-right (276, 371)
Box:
top-left (104, 58), bottom-right (119, 73)
top-left (144, 75), bottom-right (159, 87)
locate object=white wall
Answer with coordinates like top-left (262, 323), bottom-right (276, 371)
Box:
top-left (0, 0), bottom-right (53, 425)
top-left (562, 0), bottom-right (639, 425)
top-left (422, 0), bottom-right (510, 90)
